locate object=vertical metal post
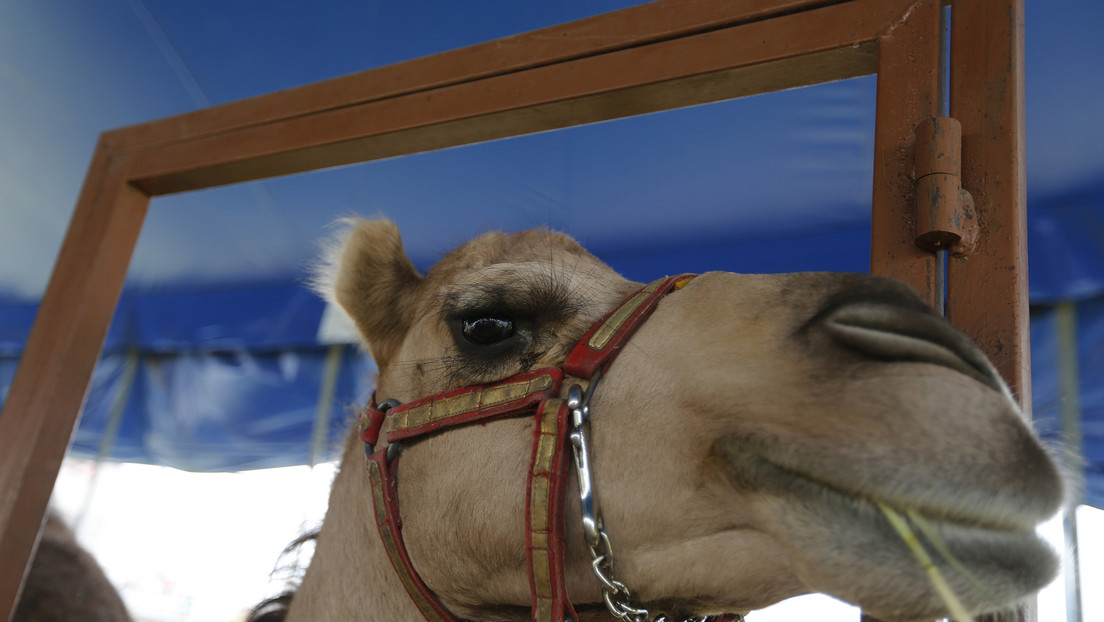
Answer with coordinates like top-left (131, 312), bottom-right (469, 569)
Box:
top-left (73, 350), bottom-right (140, 534)
top-left (947, 0), bottom-right (1030, 406)
top-left (933, 0), bottom-right (951, 317)
top-left (948, 1), bottom-right (1031, 618)
top-left (310, 345), bottom-right (343, 467)
top-left (873, 1), bottom-right (1030, 619)
top-left (1056, 301), bottom-right (1084, 622)
top-left (870, 0), bottom-right (941, 304)
top-left (0, 143), bottom-right (149, 622)
top-left (867, 3), bottom-right (941, 619)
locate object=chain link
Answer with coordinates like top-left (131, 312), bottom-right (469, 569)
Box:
top-left (582, 526), bottom-right (711, 622)
top-left (568, 382), bottom-right (725, 622)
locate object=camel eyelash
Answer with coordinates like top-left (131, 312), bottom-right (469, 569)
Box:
top-left (438, 277), bottom-right (582, 327)
top-left (438, 351), bottom-right (523, 386)
top-left (435, 277), bottom-right (583, 384)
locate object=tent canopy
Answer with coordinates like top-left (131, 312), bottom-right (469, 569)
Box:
top-left (0, 1), bottom-right (1101, 506)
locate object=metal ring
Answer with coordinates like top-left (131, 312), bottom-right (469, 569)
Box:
top-left (385, 440), bottom-right (401, 464)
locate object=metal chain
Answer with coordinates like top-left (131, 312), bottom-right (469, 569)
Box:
top-left (568, 381), bottom-right (722, 622)
top-left (586, 524), bottom-right (709, 622)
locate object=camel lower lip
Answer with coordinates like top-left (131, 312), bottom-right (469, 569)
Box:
top-left (717, 438), bottom-right (1037, 534)
top-left (727, 445), bottom-right (1054, 564)
top-left (718, 438), bottom-right (1059, 615)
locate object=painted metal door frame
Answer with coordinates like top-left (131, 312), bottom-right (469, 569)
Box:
top-left (0, 1), bottom-right (1028, 620)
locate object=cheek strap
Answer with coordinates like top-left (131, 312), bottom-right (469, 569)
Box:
top-left (362, 369), bottom-right (575, 622)
top-left (360, 275), bottom-right (699, 622)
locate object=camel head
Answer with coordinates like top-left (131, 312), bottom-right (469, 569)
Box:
top-left (315, 218), bottom-right (1062, 621)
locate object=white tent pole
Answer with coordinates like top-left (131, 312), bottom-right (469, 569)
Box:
top-left (73, 349), bottom-right (139, 534)
top-left (309, 345), bottom-right (343, 467)
top-left (1056, 301), bottom-right (1084, 622)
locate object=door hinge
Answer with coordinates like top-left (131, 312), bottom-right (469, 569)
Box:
top-left (914, 117), bottom-right (977, 256)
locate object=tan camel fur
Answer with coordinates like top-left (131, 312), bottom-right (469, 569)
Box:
top-left (284, 219), bottom-right (1062, 622)
top-left (14, 513), bottom-right (131, 622)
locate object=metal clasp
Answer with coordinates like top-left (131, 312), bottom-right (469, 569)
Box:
top-left (568, 383), bottom-right (602, 549)
top-left (565, 373), bottom-right (739, 622)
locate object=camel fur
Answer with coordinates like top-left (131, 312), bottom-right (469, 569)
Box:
top-left (14, 513), bottom-right (130, 622)
top-left (276, 219), bottom-right (1062, 622)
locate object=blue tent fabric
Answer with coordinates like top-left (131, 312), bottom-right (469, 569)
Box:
top-left (1032, 297), bottom-right (1104, 510)
top-left (0, 284), bottom-right (373, 471)
top-left (1, 283), bottom-right (324, 357)
top-left (0, 0), bottom-right (1102, 506)
top-left (3, 264), bottom-right (1102, 490)
top-left (1027, 181), bottom-right (1104, 304)
top-left (106, 284), bottom-right (327, 353)
top-left (0, 347), bottom-right (375, 472)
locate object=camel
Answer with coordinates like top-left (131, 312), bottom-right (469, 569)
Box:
top-left (265, 218), bottom-right (1062, 622)
top-left (14, 513), bottom-right (131, 622)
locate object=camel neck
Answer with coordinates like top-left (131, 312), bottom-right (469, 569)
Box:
top-left (285, 432), bottom-right (426, 621)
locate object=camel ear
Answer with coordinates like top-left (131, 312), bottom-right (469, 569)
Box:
top-left (316, 219), bottom-right (422, 364)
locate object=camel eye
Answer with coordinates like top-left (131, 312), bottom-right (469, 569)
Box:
top-left (462, 316), bottom-right (515, 345)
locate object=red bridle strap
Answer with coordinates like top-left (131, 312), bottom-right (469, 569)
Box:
top-left (360, 274), bottom-right (697, 622)
top-left (526, 398), bottom-right (576, 622)
top-left (359, 368), bottom-right (563, 451)
top-left (367, 449), bottom-right (457, 622)
top-left (360, 369), bottom-right (569, 622)
top-left (383, 368), bottom-right (564, 442)
top-left (564, 274), bottom-right (696, 378)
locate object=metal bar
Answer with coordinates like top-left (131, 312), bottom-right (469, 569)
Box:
top-left (111, 0), bottom-right (917, 195)
top-left (310, 345), bottom-right (343, 467)
top-left (105, 0), bottom-right (854, 154)
top-left (938, 0), bottom-right (951, 117)
top-left (933, 0), bottom-right (951, 316)
top-left (935, 249), bottom-right (947, 315)
top-left (95, 351), bottom-right (140, 467)
top-left (1063, 509), bottom-right (1083, 622)
top-left (870, 0), bottom-right (942, 305)
top-left (946, 0), bottom-right (1029, 408)
top-left (72, 350), bottom-right (140, 533)
top-left (866, 4), bottom-right (941, 618)
top-left (947, 1), bottom-right (1030, 620)
top-left (0, 143), bottom-right (150, 622)
top-left (1056, 301), bottom-right (1084, 622)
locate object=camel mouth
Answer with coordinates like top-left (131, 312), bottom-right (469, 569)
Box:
top-left (718, 437), bottom-right (1045, 534)
top-left (819, 302), bottom-right (1004, 393)
top-left (717, 439), bottom-right (1059, 615)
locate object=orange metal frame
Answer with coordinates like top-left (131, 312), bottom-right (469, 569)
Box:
top-left (0, 1), bottom-right (1027, 620)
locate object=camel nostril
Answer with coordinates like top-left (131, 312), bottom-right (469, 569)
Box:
top-left (822, 303), bottom-right (1003, 392)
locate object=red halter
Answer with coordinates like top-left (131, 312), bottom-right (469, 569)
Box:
top-left (358, 274), bottom-right (736, 622)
